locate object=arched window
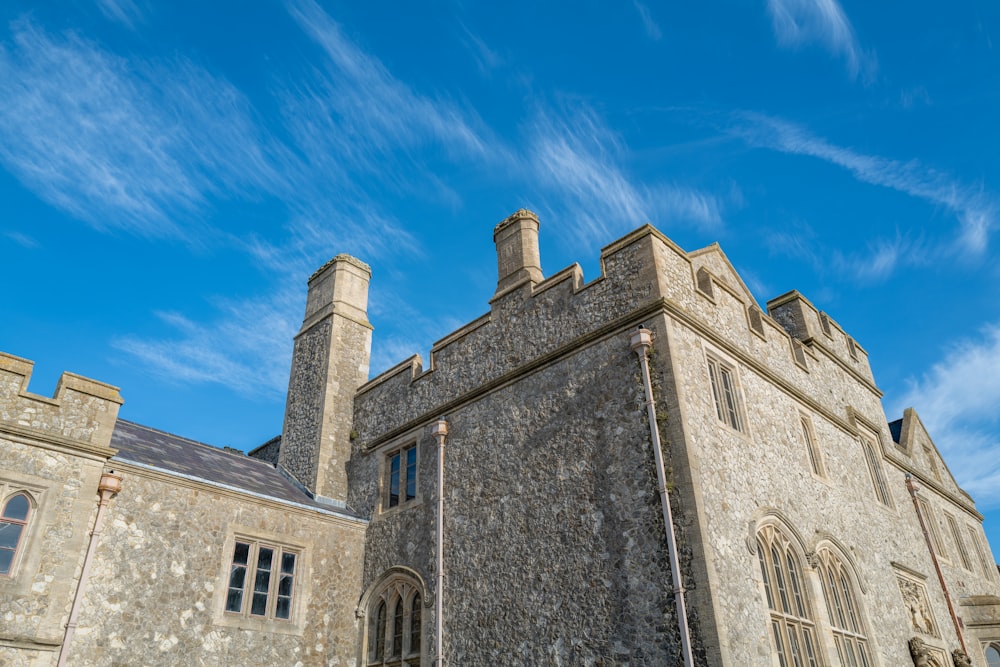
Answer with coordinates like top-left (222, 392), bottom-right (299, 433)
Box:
top-left (0, 493), bottom-right (31, 576)
top-left (756, 524), bottom-right (819, 667)
top-left (370, 600), bottom-right (386, 661)
top-left (985, 644), bottom-right (1000, 667)
top-left (817, 549), bottom-right (872, 667)
top-left (365, 575), bottom-right (423, 667)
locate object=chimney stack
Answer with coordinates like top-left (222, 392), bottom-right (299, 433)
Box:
top-left (493, 209), bottom-right (543, 297)
top-left (279, 254), bottom-right (372, 504)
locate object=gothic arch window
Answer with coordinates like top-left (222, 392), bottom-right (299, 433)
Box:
top-left (986, 644), bottom-right (1000, 667)
top-left (859, 436), bottom-right (892, 507)
top-left (816, 549), bottom-right (872, 667)
top-left (756, 524), bottom-right (820, 667)
top-left (364, 573), bottom-right (424, 667)
top-left (0, 492), bottom-right (32, 576)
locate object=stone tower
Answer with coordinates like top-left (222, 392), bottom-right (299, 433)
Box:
top-left (278, 254), bottom-right (373, 504)
top-left (492, 208), bottom-right (543, 297)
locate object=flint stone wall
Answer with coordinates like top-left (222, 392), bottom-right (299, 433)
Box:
top-left (69, 468), bottom-right (366, 667)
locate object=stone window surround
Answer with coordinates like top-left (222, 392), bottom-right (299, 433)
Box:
top-left (815, 548), bottom-right (874, 666)
top-left (377, 435), bottom-right (423, 517)
top-left (749, 514), bottom-right (884, 667)
top-left (983, 642), bottom-right (1000, 667)
top-left (857, 428), bottom-right (894, 510)
top-left (797, 412), bottom-right (826, 480)
top-left (212, 526), bottom-right (310, 636)
top-left (944, 511), bottom-right (972, 571)
top-left (916, 495), bottom-right (949, 563)
top-left (754, 522), bottom-right (822, 667)
top-left (703, 347), bottom-right (748, 435)
top-left (0, 472), bottom-right (49, 595)
top-left (359, 568), bottom-right (427, 667)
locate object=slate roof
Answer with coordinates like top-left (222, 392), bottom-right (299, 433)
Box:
top-left (109, 419), bottom-right (360, 518)
top-left (888, 418), bottom-right (903, 445)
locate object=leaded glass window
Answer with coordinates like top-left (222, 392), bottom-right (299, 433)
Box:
top-left (817, 550), bottom-right (872, 667)
top-left (756, 525), bottom-right (819, 667)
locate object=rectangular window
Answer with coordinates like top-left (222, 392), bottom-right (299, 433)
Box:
top-left (860, 436), bottom-right (892, 507)
top-left (945, 513), bottom-right (972, 570)
top-left (800, 416), bottom-right (824, 477)
top-left (916, 497), bottom-right (946, 559)
top-left (385, 444), bottom-right (418, 509)
top-left (707, 357), bottom-right (744, 432)
top-left (969, 525), bottom-right (997, 581)
top-left (225, 540), bottom-right (297, 621)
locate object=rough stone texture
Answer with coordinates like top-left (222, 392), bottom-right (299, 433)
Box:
top-left (4, 215), bottom-right (1000, 667)
top-left (70, 467), bottom-right (366, 667)
top-left (280, 254), bottom-right (373, 503)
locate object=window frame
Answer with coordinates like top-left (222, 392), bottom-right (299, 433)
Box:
top-left (916, 496), bottom-right (947, 562)
top-left (816, 549), bottom-right (873, 667)
top-left (364, 578), bottom-right (424, 667)
top-left (214, 529), bottom-right (308, 635)
top-left (984, 643), bottom-right (1000, 667)
top-left (944, 512), bottom-right (972, 571)
top-left (755, 524), bottom-right (821, 667)
top-left (224, 539), bottom-right (299, 622)
top-left (859, 433), bottom-right (893, 508)
top-left (381, 441), bottom-right (420, 513)
top-left (706, 353), bottom-right (747, 433)
top-left (0, 491), bottom-right (33, 578)
top-left (798, 414), bottom-right (825, 479)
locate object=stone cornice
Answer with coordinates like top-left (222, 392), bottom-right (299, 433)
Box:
top-left (0, 423), bottom-right (116, 461)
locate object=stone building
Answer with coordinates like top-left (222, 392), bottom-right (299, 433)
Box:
top-left (2, 210), bottom-right (999, 667)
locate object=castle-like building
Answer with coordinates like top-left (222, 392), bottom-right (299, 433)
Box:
top-left (2, 211), bottom-right (999, 667)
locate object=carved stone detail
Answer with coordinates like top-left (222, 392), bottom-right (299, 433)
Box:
top-left (909, 637), bottom-right (931, 667)
top-left (951, 649), bottom-right (972, 667)
top-left (897, 576), bottom-right (939, 637)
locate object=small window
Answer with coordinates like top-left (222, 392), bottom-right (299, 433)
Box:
top-left (986, 644), bottom-right (1000, 667)
top-left (916, 497), bottom-right (946, 559)
top-left (969, 525), bottom-right (998, 582)
top-left (225, 540), bottom-right (297, 621)
top-left (707, 356), bottom-right (744, 432)
top-left (384, 444), bottom-right (418, 509)
top-left (945, 514), bottom-right (972, 571)
top-left (800, 416), bottom-right (824, 477)
top-left (860, 436), bottom-right (892, 507)
top-left (0, 493), bottom-right (31, 576)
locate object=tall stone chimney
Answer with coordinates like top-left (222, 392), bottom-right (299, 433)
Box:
top-left (279, 254), bottom-right (372, 504)
top-left (493, 209), bottom-right (543, 297)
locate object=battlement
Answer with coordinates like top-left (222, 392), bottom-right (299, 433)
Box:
top-left (0, 352), bottom-right (123, 457)
top-left (353, 213), bottom-right (883, 449)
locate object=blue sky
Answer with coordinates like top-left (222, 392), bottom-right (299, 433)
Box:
top-left (2, 0), bottom-right (999, 550)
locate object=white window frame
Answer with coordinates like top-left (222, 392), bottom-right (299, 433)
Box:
top-left (706, 353), bottom-right (747, 433)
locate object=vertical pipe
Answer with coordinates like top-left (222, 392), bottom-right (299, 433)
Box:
top-left (57, 470), bottom-right (122, 667)
top-left (431, 419), bottom-right (449, 667)
top-left (905, 474), bottom-right (967, 654)
top-left (630, 328), bottom-right (695, 667)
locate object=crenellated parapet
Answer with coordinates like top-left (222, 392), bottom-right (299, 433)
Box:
top-left (353, 212), bottom-right (885, 450)
top-left (0, 352), bottom-right (122, 458)
top-left (767, 290), bottom-right (874, 384)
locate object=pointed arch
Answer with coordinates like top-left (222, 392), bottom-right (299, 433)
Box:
top-left (359, 568), bottom-right (426, 667)
top-left (815, 546), bottom-right (873, 666)
top-left (755, 521), bottom-right (820, 667)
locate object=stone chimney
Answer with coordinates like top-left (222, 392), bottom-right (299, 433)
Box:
top-left (279, 254), bottom-right (372, 504)
top-left (493, 209), bottom-right (543, 297)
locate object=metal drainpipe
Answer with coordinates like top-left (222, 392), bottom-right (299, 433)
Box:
top-left (905, 474), bottom-right (967, 655)
top-left (431, 419), bottom-right (449, 667)
top-left (57, 470), bottom-right (123, 667)
top-left (630, 328), bottom-right (695, 667)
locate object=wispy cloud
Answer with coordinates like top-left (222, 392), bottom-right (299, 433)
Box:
top-left (893, 324), bottom-right (1000, 508)
top-left (285, 0), bottom-right (499, 178)
top-left (735, 113), bottom-right (997, 256)
top-left (0, 21), bottom-right (284, 239)
top-left (527, 105), bottom-right (722, 246)
top-left (3, 230), bottom-right (39, 248)
top-left (633, 1), bottom-right (663, 41)
top-left (458, 22), bottom-right (504, 75)
top-left (766, 0), bottom-right (875, 80)
top-left (95, 0), bottom-right (146, 29)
